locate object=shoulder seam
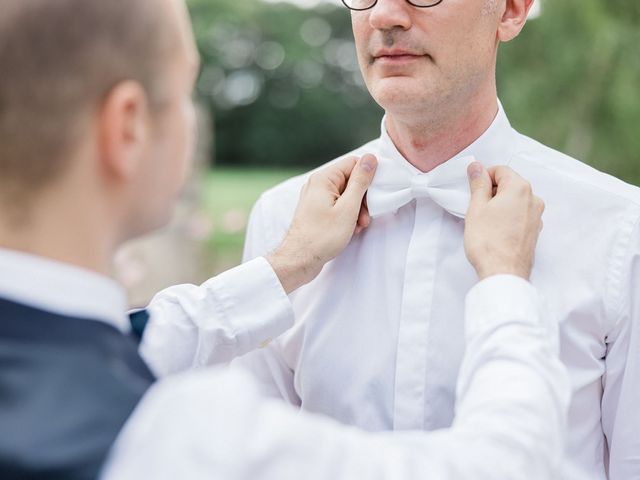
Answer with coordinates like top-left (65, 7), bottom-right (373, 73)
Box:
top-left (604, 206), bottom-right (640, 333)
top-left (512, 132), bottom-right (640, 207)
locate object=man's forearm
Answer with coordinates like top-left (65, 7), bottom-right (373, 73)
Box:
top-left (449, 275), bottom-right (570, 478)
top-left (140, 257), bottom-right (295, 377)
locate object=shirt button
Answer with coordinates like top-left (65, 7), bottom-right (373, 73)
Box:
top-left (260, 338), bottom-right (273, 348)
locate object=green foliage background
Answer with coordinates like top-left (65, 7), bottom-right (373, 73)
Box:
top-left (189, 0), bottom-right (640, 185)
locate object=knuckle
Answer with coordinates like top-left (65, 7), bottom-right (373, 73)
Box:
top-left (497, 165), bottom-right (514, 179)
top-left (308, 172), bottom-right (321, 185)
top-left (515, 179), bottom-right (532, 196)
top-left (494, 165), bottom-right (509, 175)
top-left (340, 156), bottom-right (359, 173)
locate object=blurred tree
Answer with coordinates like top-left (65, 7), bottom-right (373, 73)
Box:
top-left (189, 0), bottom-right (381, 169)
top-left (499, 0), bottom-right (640, 184)
top-left (189, 0), bottom-right (640, 185)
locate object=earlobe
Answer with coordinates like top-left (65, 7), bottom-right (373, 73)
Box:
top-left (497, 0), bottom-right (535, 43)
top-left (98, 81), bottom-right (150, 181)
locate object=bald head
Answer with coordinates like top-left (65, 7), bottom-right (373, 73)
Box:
top-left (0, 0), bottom-right (181, 205)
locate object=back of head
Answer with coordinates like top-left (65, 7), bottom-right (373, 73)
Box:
top-left (0, 0), bottom-right (176, 211)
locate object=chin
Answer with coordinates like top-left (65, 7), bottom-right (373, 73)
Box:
top-left (370, 78), bottom-right (443, 115)
top-left (372, 86), bottom-right (427, 113)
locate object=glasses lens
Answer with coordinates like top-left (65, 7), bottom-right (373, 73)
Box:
top-left (343, 0), bottom-right (443, 9)
top-left (408, 0), bottom-right (443, 6)
top-left (342, 0), bottom-right (376, 10)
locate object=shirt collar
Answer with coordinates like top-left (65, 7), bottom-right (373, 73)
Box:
top-left (378, 101), bottom-right (515, 174)
top-left (0, 248), bottom-right (130, 333)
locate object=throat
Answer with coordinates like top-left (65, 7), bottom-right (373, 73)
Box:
top-left (384, 99), bottom-right (498, 173)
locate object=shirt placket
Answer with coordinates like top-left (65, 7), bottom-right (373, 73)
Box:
top-left (393, 198), bottom-right (443, 430)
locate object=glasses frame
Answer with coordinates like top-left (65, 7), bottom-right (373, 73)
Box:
top-left (341, 0), bottom-right (444, 11)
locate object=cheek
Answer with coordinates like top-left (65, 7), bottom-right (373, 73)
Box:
top-left (351, 15), bottom-right (370, 54)
top-left (151, 100), bottom-right (195, 195)
top-left (173, 99), bottom-right (197, 183)
top-left (184, 100), bottom-right (197, 155)
top-left (432, 21), bottom-right (495, 74)
top-left (180, 100), bottom-right (197, 173)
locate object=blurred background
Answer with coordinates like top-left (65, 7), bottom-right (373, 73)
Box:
top-left (117, 0), bottom-right (640, 306)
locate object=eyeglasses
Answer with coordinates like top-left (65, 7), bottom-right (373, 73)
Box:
top-left (341, 0), bottom-right (444, 11)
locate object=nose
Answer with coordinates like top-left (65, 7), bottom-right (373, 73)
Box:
top-left (368, 0), bottom-right (413, 31)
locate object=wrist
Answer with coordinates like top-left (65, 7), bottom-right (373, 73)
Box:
top-left (266, 240), bottom-right (323, 294)
top-left (475, 260), bottom-right (531, 281)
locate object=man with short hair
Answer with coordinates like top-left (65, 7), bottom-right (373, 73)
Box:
top-left (232, 1), bottom-right (640, 478)
top-left (0, 0), bottom-right (568, 478)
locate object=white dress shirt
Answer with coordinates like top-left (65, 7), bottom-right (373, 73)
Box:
top-left (234, 103), bottom-right (640, 480)
top-left (112, 274), bottom-right (569, 480)
top-left (0, 248), bottom-right (569, 479)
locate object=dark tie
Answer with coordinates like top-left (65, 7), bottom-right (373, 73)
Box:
top-left (128, 308), bottom-right (150, 344)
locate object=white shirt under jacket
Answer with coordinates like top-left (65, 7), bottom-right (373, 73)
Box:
top-left (234, 104), bottom-right (640, 480)
top-left (0, 249), bottom-right (571, 479)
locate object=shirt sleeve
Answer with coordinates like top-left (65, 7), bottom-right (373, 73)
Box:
top-left (138, 256), bottom-right (294, 378)
top-left (601, 211), bottom-right (640, 479)
top-left (102, 275), bottom-right (570, 480)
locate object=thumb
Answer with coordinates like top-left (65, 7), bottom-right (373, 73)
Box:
top-left (467, 161), bottom-right (492, 210)
top-left (337, 154), bottom-right (378, 213)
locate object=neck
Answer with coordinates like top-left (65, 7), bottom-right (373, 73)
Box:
top-left (385, 93), bottom-right (498, 173)
top-left (0, 187), bottom-right (119, 277)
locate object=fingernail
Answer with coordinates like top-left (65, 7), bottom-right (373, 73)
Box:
top-left (361, 156), bottom-right (375, 172)
top-left (468, 162), bottom-right (483, 180)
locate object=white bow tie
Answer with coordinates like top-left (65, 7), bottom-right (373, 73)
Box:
top-left (366, 155), bottom-right (476, 219)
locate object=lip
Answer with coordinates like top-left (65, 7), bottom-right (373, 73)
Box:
top-left (372, 49), bottom-right (426, 63)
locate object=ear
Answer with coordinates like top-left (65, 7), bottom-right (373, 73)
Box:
top-left (98, 81), bottom-right (151, 181)
top-left (497, 0), bottom-right (535, 43)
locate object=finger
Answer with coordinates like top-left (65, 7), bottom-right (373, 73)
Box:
top-left (487, 166), bottom-right (514, 192)
top-left (313, 156), bottom-right (358, 197)
top-left (467, 162), bottom-right (492, 210)
top-left (357, 204), bottom-right (370, 230)
top-left (356, 196), bottom-right (371, 233)
top-left (330, 155), bottom-right (360, 185)
top-left (489, 166), bottom-right (532, 198)
top-left (336, 154), bottom-right (378, 214)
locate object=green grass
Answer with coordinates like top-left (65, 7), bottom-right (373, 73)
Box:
top-left (202, 167), bottom-right (303, 270)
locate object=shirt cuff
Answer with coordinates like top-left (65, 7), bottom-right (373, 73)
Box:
top-left (465, 274), bottom-right (543, 341)
top-left (202, 256), bottom-right (295, 353)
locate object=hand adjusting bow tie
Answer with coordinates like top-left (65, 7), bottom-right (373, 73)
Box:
top-left (366, 155), bottom-right (477, 219)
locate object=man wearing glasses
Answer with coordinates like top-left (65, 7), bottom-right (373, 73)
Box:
top-left (230, 1), bottom-right (640, 478)
top-left (1, 0), bottom-right (569, 478)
